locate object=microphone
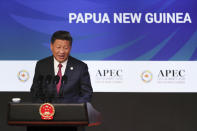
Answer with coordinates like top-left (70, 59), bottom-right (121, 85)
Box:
top-left (37, 75), bottom-right (44, 85)
top-left (62, 75), bottom-right (67, 84)
top-left (58, 75), bottom-right (67, 98)
top-left (53, 75), bottom-right (60, 84)
top-left (50, 75), bottom-right (60, 102)
top-left (45, 75), bottom-right (52, 84)
top-left (43, 75), bottom-right (52, 102)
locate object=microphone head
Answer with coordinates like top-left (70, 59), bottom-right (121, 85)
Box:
top-left (45, 75), bottom-right (52, 84)
top-left (53, 75), bottom-right (60, 84)
top-left (37, 75), bottom-right (44, 84)
top-left (62, 75), bottom-right (67, 84)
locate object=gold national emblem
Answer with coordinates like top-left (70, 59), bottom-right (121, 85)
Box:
top-left (39, 103), bottom-right (55, 120)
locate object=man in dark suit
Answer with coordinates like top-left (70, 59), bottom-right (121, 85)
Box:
top-left (30, 30), bottom-right (93, 103)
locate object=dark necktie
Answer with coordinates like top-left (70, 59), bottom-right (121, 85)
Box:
top-left (56, 63), bottom-right (62, 94)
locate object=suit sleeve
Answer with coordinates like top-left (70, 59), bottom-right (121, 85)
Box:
top-left (78, 64), bottom-right (93, 103)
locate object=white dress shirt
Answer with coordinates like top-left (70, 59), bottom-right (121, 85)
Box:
top-left (53, 57), bottom-right (67, 76)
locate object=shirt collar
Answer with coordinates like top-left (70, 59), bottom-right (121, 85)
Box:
top-left (53, 57), bottom-right (68, 68)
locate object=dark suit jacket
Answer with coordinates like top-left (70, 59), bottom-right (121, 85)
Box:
top-left (30, 55), bottom-right (93, 103)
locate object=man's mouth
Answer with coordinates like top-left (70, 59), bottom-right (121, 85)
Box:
top-left (58, 55), bottom-right (65, 59)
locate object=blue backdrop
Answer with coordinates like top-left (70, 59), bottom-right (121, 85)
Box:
top-left (0, 0), bottom-right (196, 60)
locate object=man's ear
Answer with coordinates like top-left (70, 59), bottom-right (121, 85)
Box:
top-left (50, 43), bottom-right (53, 51)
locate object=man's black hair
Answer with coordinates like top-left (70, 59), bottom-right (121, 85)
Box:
top-left (51, 30), bottom-right (73, 46)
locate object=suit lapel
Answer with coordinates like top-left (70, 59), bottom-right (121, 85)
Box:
top-left (64, 56), bottom-right (74, 79)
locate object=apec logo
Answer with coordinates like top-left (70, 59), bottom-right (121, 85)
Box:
top-left (96, 69), bottom-right (123, 77)
top-left (158, 70), bottom-right (185, 77)
top-left (141, 70), bottom-right (153, 83)
top-left (17, 70), bottom-right (30, 82)
top-left (157, 69), bottom-right (186, 83)
top-left (95, 69), bottom-right (123, 83)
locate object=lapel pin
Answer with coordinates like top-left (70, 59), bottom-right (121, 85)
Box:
top-left (70, 67), bottom-right (74, 70)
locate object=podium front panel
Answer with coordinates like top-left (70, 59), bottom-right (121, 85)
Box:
top-left (8, 103), bottom-right (89, 125)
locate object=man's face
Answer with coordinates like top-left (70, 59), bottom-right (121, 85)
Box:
top-left (50, 39), bottom-right (71, 63)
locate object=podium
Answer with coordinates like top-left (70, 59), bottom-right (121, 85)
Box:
top-left (7, 102), bottom-right (101, 130)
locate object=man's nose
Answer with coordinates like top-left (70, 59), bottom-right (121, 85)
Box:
top-left (59, 48), bottom-right (65, 53)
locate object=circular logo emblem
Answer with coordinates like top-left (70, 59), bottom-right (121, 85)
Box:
top-left (17, 70), bottom-right (29, 82)
top-left (39, 103), bottom-right (55, 120)
top-left (141, 70), bottom-right (153, 83)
